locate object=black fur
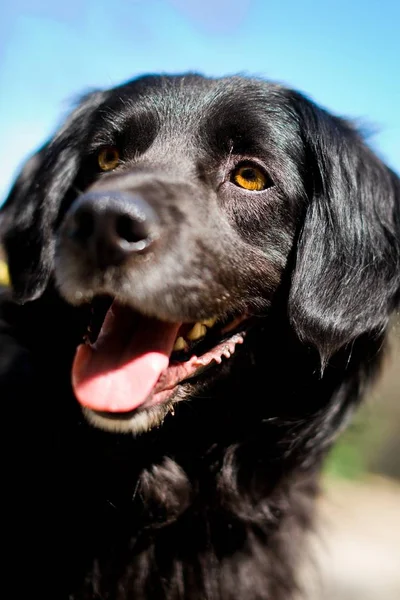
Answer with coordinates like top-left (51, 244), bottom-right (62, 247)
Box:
top-left (0, 73), bottom-right (399, 599)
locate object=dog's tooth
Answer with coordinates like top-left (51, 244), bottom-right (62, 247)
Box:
top-left (187, 323), bottom-right (207, 341)
top-left (173, 337), bottom-right (187, 352)
top-left (200, 317), bottom-right (217, 328)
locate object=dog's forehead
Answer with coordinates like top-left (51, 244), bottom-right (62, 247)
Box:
top-left (96, 75), bottom-right (293, 152)
top-left (114, 74), bottom-right (278, 114)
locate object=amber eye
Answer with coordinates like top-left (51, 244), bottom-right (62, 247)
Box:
top-left (232, 164), bottom-right (270, 191)
top-left (98, 146), bottom-right (120, 171)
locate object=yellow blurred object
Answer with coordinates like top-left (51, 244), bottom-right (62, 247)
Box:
top-left (0, 260), bottom-right (10, 286)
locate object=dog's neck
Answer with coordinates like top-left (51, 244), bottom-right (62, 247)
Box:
top-left (55, 414), bottom-right (319, 600)
top-left (2, 292), bottom-right (382, 599)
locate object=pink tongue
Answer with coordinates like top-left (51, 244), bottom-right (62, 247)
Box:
top-left (72, 303), bottom-right (181, 412)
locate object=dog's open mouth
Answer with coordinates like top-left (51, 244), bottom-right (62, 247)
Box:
top-left (72, 296), bottom-right (246, 420)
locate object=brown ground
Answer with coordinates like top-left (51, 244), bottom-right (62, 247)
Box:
top-left (304, 476), bottom-right (400, 600)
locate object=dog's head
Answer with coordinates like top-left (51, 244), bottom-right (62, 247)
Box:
top-left (1, 74), bottom-right (399, 434)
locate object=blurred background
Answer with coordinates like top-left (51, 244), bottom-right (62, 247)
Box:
top-left (0, 1), bottom-right (399, 598)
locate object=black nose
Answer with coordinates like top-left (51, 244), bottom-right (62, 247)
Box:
top-left (64, 191), bottom-right (159, 267)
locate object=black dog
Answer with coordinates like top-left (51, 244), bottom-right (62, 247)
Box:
top-left (0, 74), bottom-right (399, 599)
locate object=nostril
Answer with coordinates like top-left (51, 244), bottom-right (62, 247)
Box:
top-left (115, 214), bottom-right (150, 245)
top-left (64, 191), bottom-right (158, 262)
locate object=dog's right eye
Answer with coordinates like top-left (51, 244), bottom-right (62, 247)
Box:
top-left (98, 146), bottom-right (120, 171)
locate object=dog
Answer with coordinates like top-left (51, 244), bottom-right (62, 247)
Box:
top-left (0, 73), bottom-right (399, 599)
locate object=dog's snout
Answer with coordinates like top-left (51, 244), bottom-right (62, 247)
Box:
top-left (64, 191), bottom-right (159, 266)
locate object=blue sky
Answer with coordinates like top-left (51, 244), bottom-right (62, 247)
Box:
top-left (1, 0), bottom-right (399, 202)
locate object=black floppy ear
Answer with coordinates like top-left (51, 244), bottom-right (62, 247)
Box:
top-left (0, 90), bottom-right (108, 303)
top-left (288, 94), bottom-right (400, 364)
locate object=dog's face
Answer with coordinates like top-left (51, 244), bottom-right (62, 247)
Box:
top-left (1, 74), bottom-right (399, 434)
top-left (55, 77), bottom-right (299, 321)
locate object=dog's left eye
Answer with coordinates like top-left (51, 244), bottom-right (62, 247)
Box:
top-left (98, 146), bottom-right (120, 171)
top-left (232, 164), bottom-right (270, 191)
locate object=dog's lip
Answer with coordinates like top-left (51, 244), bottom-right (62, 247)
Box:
top-left (74, 299), bottom-right (248, 419)
top-left (87, 328), bottom-right (247, 422)
top-left (83, 295), bottom-right (247, 355)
